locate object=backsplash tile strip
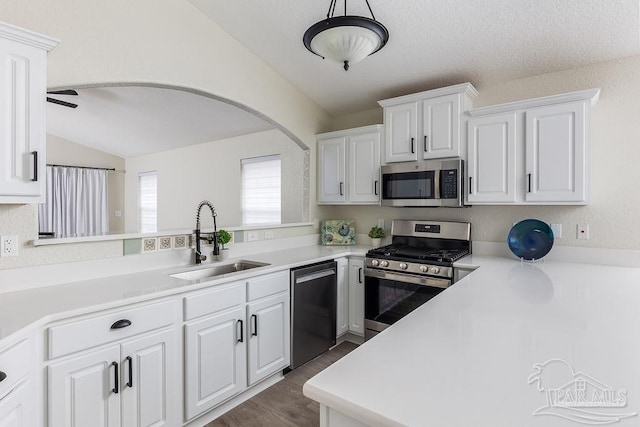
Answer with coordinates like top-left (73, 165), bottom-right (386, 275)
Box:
top-left (173, 235), bottom-right (187, 249)
top-left (159, 237), bottom-right (172, 251)
top-left (123, 239), bottom-right (142, 255)
top-left (142, 237), bottom-right (157, 252)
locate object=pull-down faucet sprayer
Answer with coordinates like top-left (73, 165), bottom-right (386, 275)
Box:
top-left (194, 200), bottom-right (219, 264)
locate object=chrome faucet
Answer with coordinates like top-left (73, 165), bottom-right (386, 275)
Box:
top-left (194, 200), bottom-right (219, 264)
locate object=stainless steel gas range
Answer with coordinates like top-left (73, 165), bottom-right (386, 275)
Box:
top-left (364, 220), bottom-right (471, 340)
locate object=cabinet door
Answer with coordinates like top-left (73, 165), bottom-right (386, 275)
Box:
top-left (348, 131), bottom-right (381, 203)
top-left (384, 103), bottom-right (418, 163)
top-left (348, 258), bottom-right (364, 335)
top-left (317, 137), bottom-right (346, 203)
top-left (0, 380), bottom-right (32, 427)
top-left (525, 102), bottom-right (587, 203)
top-left (421, 94), bottom-right (460, 159)
top-left (48, 345), bottom-right (121, 427)
top-left (0, 39), bottom-right (47, 201)
top-left (467, 114), bottom-right (517, 203)
top-left (247, 292), bottom-right (290, 385)
top-left (121, 329), bottom-right (177, 427)
top-left (336, 258), bottom-right (349, 337)
top-left (184, 307), bottom-right (246, 420)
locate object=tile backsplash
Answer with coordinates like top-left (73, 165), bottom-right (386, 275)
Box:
top-left (124, 234), bottom-right (190, 256)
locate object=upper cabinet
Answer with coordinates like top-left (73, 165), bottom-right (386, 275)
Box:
top-left (379, 83), bottom-right (478, 163)
top-left (0, 22), bottom-right (58, 203)
top-left (317, 125), bottom-right (382, 205)
top-left (466, 89), bottom-right (600, 205)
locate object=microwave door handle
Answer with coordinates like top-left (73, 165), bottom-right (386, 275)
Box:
top-left (434, 169), bottom-right (441, 199)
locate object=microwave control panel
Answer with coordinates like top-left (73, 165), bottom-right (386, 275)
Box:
top-left (440, 169), bottom-right (458, 199)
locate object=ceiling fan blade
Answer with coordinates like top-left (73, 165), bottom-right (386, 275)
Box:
top-left (47, 89), bottom-right (78, 96)
top-left (47, 97), bottom-right (78, 108)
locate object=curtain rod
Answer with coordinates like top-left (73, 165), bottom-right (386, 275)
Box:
top-left (47, 164), bottom-right (119, 172)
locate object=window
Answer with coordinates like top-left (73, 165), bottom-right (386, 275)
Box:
top-left (242, 155), bottom-right (281, 225)
top-left (139, 171), bottom-right (157, 232)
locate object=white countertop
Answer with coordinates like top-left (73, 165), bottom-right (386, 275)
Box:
top-left (0, 245), bottom-right (368, 344)
top-left (304, 255), bottom-right (640, 426)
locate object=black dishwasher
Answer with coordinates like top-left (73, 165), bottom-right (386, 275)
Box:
top-left (289, 260), bottom-right (337, 370)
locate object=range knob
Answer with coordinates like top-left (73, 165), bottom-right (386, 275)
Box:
top-left (399, 263), bottom-right (408, 270)
top-left (419, 265), bottom-right (428, 273)
top-left (380, 260), bottom-right (389, 267)
top-left (371, 259), bottom-right (380, 267)
top-left (430, 267), bottom-right (440, 274)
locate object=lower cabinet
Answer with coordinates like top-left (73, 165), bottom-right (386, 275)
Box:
top-left (0, 379), bottom-right (33, 427)
top-left (247, 291), bottom-right (290, 386)
top-left (48, 328), bottom-right (176, 427)
top-left (348, 258), bottom-right (365, 335)
top-left (184, 305), bottom-right (246, 420)
top-left (336, 258), bottom-right (349, 337)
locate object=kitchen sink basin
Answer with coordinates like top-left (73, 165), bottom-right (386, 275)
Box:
top-left (170, 260), bottom-right (270, 281)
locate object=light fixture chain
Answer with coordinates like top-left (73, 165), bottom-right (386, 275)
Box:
top-left (344, 0), bottom-right (347, 16)
top-left (365, 0), bottom-right (376, 20)
top-left (327, 0), bottom-right (337, 18)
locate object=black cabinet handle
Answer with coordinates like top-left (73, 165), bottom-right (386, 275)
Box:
top-left (527, 173), bottom-right (532, 193)
top-left (251, 314), bottom-right (258, 336)
top-left (112, 361), bottom-right (119, 394)
top-left (110, 319), bottom-right (132, 330)
top-left (358, 267), bottom-right (363, 284)
top-left (237, 319), bottom-right (244, 343)
top-left (374, 180), bottom-right (379, 196)
top-left (410, 137), bottom-right (415, 153)
top-left (125, 356), bottom-right (133, 388)
top-left (0, 371), bottom-right (6, 383)
top-left (469, 177), bottom-right (472, 194)
top-left (339, 182), bottom-right (344, 196)
top-left (424, 135), bottom-right (428, 152)
top-left (31, 151), bottom-right (38, 181)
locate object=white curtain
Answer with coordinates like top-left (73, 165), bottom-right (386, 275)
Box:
top-left (38, 166), bottom-right (109, 237)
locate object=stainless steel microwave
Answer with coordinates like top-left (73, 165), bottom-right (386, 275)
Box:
top-left (380, 159), bottom-right (464, 207)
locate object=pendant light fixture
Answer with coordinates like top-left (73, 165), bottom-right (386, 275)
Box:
top-left (303, 0), bottom-right (389, 71)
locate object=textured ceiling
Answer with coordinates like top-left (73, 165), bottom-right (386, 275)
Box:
top-left (46, 86), bottom-right (274, 158)
top-left (190, 0), bottom-right (640, 116)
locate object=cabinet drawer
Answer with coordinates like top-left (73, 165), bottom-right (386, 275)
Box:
top-left (247, 270), bottom-right (289, 302)
top-left (48, 299), bottom-right (175, 359)
top-left (0, 339), bottom-right (31, 399)
top-left (184, 281), bottom-right (245, 321)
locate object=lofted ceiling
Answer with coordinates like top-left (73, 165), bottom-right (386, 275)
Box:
top-left (46, 86), bottom-right (275, 158)
top-left (190, 0), bottom-right (640, 116)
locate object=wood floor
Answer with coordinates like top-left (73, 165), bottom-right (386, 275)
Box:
top-left (207, 341), bottom-right (358, 427)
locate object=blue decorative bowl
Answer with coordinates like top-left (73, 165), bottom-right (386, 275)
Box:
top-left (507, 219), bottom-right (554, 260)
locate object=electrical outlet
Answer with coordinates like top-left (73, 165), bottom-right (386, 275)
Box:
top-left (1, 235), bottom-right (18, 257)
top-left (377, 219), bottom-right (385, 229)
top-left (247, 231), bottom-right (259, 242)
top-left (577, 224), bottom-right (590, 240)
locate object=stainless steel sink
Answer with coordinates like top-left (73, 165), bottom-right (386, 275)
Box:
top-left (170, 260), bottom-right (270, 281)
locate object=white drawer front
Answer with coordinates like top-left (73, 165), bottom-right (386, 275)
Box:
top-left (183, 281), bottom-right (245, 321)
top-left (0, 339), bottom-right (31, 399)
top-left (48, 299), bottom-right (175, 359)
top-left (247, 270), bottom-right (289, 302)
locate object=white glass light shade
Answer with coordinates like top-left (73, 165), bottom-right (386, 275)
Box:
top-left (310, 26), bottom-right (382, 66)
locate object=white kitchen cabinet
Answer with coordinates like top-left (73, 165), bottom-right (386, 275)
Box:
top-left (184, 305), bottom-right (246, 420)
top-left (348, 258), bottom-right (364, 335)
top-left (467, 113), bottom-right (517, 203)
top-left (335, 257), bottom-right (349, 337)
top-left (317, 125), bottom-right (382, 205)
top-left (379, 83), bottom-right (477, 164)
top-left (48, 301), bottom-right (178, 427)
top-left (247, 291), bottom-right (290, 385)
top-left (0, 22), bottom-right (57, 203)
top-left (0, 338), bottom-right (35, 427)
top-left (317, 136), bottom-right (346, 203)
top-left (465, 88), bottom-right (599, 205)
top-left (525, 102), bottom-right (587, 203)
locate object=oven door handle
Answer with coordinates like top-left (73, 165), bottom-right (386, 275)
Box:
top-left (364, 268), bottom-right (451, 289)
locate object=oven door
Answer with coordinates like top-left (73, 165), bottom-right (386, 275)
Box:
top-left (364, 268), bottom-right (450, 340)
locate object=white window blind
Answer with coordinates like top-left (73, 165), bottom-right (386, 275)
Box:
top-left (139, 171), bottom-right (157, 232)
top-left (242, 155), bottom-right (281, 225)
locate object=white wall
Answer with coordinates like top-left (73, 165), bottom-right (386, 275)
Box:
top-left (321, 55), bottom-right (640, 250)
top-left (0, 0), bottom-right (330, 270)
top-left (124, 129), bottom-right (306, 232)
top-left (47, 134), bottom-right (126, 233)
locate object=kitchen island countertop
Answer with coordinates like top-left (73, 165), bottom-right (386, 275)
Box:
top-left (304, 255), bottom-right (640, 426)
